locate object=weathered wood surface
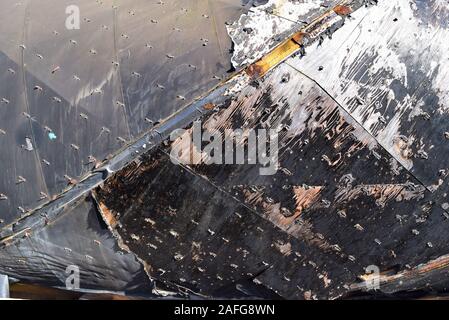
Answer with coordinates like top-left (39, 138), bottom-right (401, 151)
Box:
top-left (95, 62), bottom-right (449, 298)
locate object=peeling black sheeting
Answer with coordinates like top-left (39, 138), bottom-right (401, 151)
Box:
top-left (0, 0), bottom-right (250, 225)
top-left (0, 195), bottom-right (152, 293)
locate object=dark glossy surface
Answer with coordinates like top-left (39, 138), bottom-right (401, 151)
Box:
top-left (0, 0), bottom-right (251, 224)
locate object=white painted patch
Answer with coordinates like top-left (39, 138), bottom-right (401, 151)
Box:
top-left (287, 0), bottom-right (449, 170)
top-left (227, 0), bottom-right (325, 68)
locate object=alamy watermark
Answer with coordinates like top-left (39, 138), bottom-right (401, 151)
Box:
top-left (170, 121), bottom-right (279, 176)
top-left (65, 5), bottom-right (80, 30)
top-left (364, 265), bottom-right (380, 291)
top-left (65, 265), bottom-right (80, 290)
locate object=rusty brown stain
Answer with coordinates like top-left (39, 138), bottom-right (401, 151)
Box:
top-left (291, 31), bottom-right (307, 45)
top-left (245, 63), bottom-right (267, 79)
top-left (333, 5), bottom-right (353, 16)
top-left (96, 201), bottom-right (118, 228)
top-left (240, 187), bottom-right (336, 253)
top-left (290, 186), bottom-right (323, 222)
top-left (203, 102), bottom-right (215, 110)
top-left (246, 39), bottom-right (300, 79)
top-left (244, 25), bottom-right (327, 79)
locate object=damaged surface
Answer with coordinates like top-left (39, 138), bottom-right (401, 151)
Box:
top-left (0, 0), bottom-right (253, 225)
top-left (287, 0), bottom-right (449, 191)
top-left (0, 195), bottom-right (152, 293)
top-left (94, 63), bottom-right (449, 299)
top-left (227, 0), bottom-right (343, 68)
top-left (1, 0), bottom-right (449, 299)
